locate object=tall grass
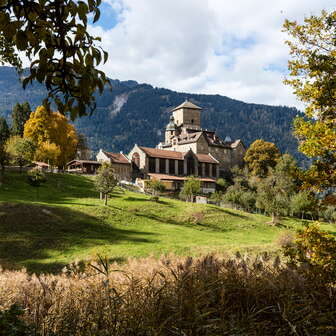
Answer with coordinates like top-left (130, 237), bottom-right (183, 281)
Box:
top-left (0, 253), bottom-right (335, 335)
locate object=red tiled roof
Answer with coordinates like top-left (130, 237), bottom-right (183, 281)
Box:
top-left (139, 147), bottom-right (184, 160)
top-left (196, 154), bottom-right (219, 164)
top-left (139, 146), bottom-right (218, 164)
top-left (148, 173), bottom-right (216, 183)
top-left (103, 152), bottom-right (130, 164)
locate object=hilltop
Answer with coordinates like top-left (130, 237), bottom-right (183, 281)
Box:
top-left (0, 66), bottom-right (305, 162)
top-left (0, 172), bottom-right (333, 273)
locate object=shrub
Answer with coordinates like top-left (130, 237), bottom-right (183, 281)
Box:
top-left (0, 304), bottom-right (33, 336)
top-left (187, 211), bottom-right (204, 224)
top-left (149, 195), bottom-right (159, 202)
top-left (276, 231), bottom-right (295, 248)
top-left (319, 205), bottom-right (336, 223)
top-left (27, 168), bottom-right (46, 187)
top-left (284, 223), bottom-right (336, 284)
top-left (27, 168), bottom-right (46, 200)
top-left (146, 179), bottom-right (166, 198)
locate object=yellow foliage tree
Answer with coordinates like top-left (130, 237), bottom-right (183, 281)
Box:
top-left (24, 106), bottom-right (78, 168)
top-left (283, 10), bottom-right (336, 189)
top-left (35, 142), bottom-right (61, 168)
top-left (244, 139), bottom-right (280, 178)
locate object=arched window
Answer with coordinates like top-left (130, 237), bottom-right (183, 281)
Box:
top-left (132, 152), bottom-right (140, 167)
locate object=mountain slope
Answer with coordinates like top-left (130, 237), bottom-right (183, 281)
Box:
top-left (0, 66), bottom-right (303, 161)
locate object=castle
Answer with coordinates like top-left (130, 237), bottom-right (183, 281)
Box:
top-left (157, 100), bottom-right (245, 174)
top-left (70, 100), bottom-right (245, 193)
top-left (127, 100), bottom-right (246, 192)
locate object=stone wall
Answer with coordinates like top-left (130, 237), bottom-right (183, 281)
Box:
top-left (173, 108), bottom-right (201, 129)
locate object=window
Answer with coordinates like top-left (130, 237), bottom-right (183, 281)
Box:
top-left (205, 163), bottom-right (209, 176)
top-left (159, 158), bottom-right (166, 173)
top-left (186, 156), bottom-right (195, 175)
top-left (132, 153), bottom-right (140, 167)
top-left (169, 159), bottom-right (175, 174)
top-left (178, 160), bottom-right (184, 175)
top-left (148, 157), bottom-right (155, 172)
top-left (191, 119), bottom-right (194, 124)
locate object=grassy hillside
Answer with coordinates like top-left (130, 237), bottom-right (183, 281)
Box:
top-left (0, 172), bottom-right (334, 273)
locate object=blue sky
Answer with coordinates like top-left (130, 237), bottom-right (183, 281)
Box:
top-left (88, 0), bottom-right (335, 109)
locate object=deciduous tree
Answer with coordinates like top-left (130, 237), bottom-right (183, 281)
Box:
top-left (244, 139), bottom-right (280, 178)
top-left (76, 133), bottom-right (91, 160)
top-left (146, 179), bottom-right (166, 202)
top-left (6, 136), bottom-right (36, 172)
top-left (95, 162), bottom-right (118, 206)
top-left (35, 142), bottom-right (61, 168)
top-left (283, 10), bottom-right (336, 189)
top-left (290, 190), bottom-right (318, 219)
top-left (24, 106), bottom-right (78, 168)
top-left (180, 177), bottom-right (201, 202)
top-left (0, 0), bottom-right (110, 118)
top-left (256, 155), bottom-right (298, 225)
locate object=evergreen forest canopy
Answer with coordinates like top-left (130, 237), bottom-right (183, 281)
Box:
top-left (0, 66), bottom-right (304, 163)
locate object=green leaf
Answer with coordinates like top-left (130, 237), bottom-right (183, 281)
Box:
top-left (93, 9), bottom-right (100, 23)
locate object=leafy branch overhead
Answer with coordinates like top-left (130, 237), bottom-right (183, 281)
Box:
top-left (0, 0), bottom-right (110, 119)
top-left (283, 10), bottom-right (336, 189)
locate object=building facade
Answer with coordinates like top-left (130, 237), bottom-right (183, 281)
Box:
top-left (96, 150), bottom-right (132, 181)
top-left (67, 160), bottom-right (101, 174)
top-left (128, 145), bottom-right (219, 193)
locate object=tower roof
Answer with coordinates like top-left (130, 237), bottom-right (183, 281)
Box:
top-left (166, 115), bottom-right (176, 131)
top-left (171, 100), bottom-right (202, 111)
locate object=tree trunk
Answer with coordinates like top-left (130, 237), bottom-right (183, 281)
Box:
top-left (267, 213), bottom-right (277, 226)
top-left (100, 192), bottom-right (103, 200)
top-left (104, 193), bottom-right (108, 206)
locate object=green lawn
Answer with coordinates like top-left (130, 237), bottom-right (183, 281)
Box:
top-left (0, 172), bottom-right (334, 273)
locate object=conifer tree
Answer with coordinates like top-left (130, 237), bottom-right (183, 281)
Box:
top-left (0, 116), bottom-right (10, 171)
top-left (11, 102), bottom-right (31, 137)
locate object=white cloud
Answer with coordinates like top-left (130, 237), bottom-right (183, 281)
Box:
top-left (92, 0), bottom-right (334, 109)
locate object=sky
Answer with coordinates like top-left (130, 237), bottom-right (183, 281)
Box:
top-left (85, 0), bottom-right (335, 109)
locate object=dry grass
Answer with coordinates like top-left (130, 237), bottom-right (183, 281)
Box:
top-left (0, 254), bottom-right (335, 335)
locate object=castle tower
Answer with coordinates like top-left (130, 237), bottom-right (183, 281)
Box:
top-left (172, 100), bottom-right (202, 130)
top-left (165, 114), bottom-right (177, 144)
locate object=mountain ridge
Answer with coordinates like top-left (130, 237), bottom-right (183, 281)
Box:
top-left (0, 66), bottom-right (304, 162)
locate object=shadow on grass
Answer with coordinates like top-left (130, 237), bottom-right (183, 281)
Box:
top-left (123, 196), bottom-right (148, 202)
top-left (24, 257), bottom-right (128, 274)
top-left (0, 203), bottom-right (156, 274)
top-left (134, 211), bottom-right (230, 233)
top-left (206, 206), bottom-right (249, 219)
top-left (0, 172), bottom-right (99, 204)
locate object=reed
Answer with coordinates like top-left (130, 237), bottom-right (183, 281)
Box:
top-left (0, 253), bottom-right (335, 335)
